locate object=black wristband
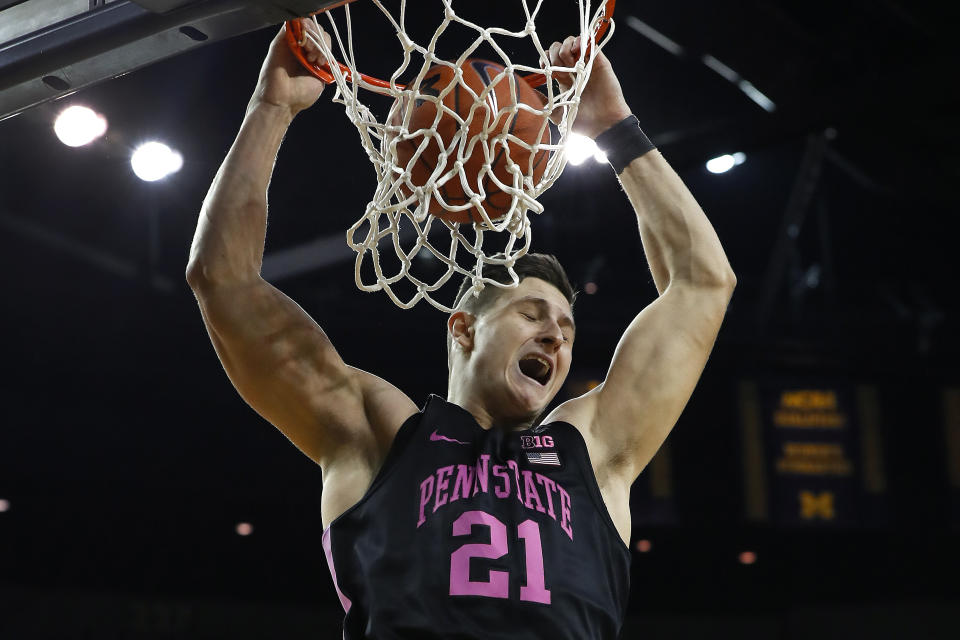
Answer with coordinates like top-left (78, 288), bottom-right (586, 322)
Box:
top-left (594, 115), bottom-right (656, 174)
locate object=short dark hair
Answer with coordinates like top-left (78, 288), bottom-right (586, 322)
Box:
top-left (447, 253), bottom-right (577, 366)
top-left (452, 252), bottom-right (577, 314)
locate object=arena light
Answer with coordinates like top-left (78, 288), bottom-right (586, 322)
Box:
top-left (131, 141), bottom-right (183, 182)
top-left (53, 105), bottom-right (107, 147)
top-left (0, 498), bottom-right (9, 512)
top-left (235, 522), bottom-right (253, 536)
top-left (702, 54), bottom-right (776, 113)
top-left (565, 132), bottom-right (607, 166)
top-left (625, 16), bottom-right (684, 56)
top-left (706, 152), bottom-right (746, 174)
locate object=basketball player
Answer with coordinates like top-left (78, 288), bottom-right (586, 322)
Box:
top-left (187, 18), bottom-right (735, 639)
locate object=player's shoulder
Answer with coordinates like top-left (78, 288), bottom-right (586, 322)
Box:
top-left (540, 388), bottom-right (612, 470)
top-left (541, 386), bottom-right (599, 435)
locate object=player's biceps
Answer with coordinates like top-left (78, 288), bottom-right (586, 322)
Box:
top-left (596, 336), bottom-right (699, 454)
top-left (232, 355), bottom-right (358, 461)
top-left (640, 335), bottom-right (711, 424)
top-left (601, 326), bottom-right (672, 396)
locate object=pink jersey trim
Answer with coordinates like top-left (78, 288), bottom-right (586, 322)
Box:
top-left (322, 527), bottom-right (353, 614)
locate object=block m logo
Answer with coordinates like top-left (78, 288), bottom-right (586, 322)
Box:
top-left (799, 490), bottom-right (835, 520)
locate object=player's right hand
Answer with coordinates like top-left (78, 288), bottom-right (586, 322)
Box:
top-left (251, 18), bottom-right (331, 116)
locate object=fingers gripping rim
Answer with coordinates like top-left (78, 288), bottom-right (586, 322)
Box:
top-left (284, 0), bottom-right (617, 92)
top-left (283, 19), bottom-right (331, 84)
top-left (284, 18), bottom-right (402, 89)
top-left (522, 0), bottom-right (617, 88)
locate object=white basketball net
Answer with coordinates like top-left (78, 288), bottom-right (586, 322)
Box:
top-left (302, 0), bottom-right (614, 311)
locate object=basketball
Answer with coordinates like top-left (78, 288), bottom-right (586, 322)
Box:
top-left (389, 59), bottom-right (551, 223)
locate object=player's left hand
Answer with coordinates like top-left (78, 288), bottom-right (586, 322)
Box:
top-left (546, 35), bottom-right (631, 139)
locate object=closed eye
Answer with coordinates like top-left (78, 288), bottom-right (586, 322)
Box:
top-left (512, 297), bottom-right (575, 343)
top-left (522, 313), bottom-right (571, 343)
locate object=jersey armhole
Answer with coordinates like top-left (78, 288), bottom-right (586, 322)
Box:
top-left (546, 421), bottom-right (632, 554)
top-left (323, 407), bottom-right (424, 534)
top-left (367, 408), bottom-right (422, 492)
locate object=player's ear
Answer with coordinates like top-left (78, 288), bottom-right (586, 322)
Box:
top-left (448, 311), bottom-right (475, 352)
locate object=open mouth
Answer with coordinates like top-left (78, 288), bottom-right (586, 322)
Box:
top-left (518, 354), bottom-right (553, 386)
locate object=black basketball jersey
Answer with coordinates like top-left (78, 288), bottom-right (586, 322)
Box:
top-left (322, 395), bottom-right (631, 639)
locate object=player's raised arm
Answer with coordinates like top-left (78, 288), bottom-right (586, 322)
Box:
top-left (185, 21), bottom-right (416, 469)
top-left (545, 36), bottom-right (736, 483)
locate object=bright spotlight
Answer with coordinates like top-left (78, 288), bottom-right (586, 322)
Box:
top-left (131, 141), bottom-right (183, 182)
top-left (565, 133), bottom-right (607, 166)
top-left (54, 105), bottom-right (107, 147)
top-left (706, 152), bottom-right (746, 174)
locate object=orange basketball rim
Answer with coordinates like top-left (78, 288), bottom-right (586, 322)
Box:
top-left (284, 0), bottom-right (617, 90)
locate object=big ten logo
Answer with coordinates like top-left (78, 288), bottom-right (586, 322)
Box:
top-left (521, 435), bottom-right (554, 449)
top-left (798, 490), bottom-right (835, 520)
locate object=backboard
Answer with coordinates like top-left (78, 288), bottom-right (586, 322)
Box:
top-left (0, 0), bottom-right (342, 121)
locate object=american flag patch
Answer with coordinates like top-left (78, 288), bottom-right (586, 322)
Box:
top-left (525, 451), bottom-right (561, 466)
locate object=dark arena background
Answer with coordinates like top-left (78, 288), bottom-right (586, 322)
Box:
top-left (1, 1), bottom-right (958, 638)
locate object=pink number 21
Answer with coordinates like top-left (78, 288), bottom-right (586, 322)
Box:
top-left (448, 510), bottom-right (551, 604)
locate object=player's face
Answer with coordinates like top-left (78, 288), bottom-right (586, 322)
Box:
top-left (470, 277), bottom-right (575, 421)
